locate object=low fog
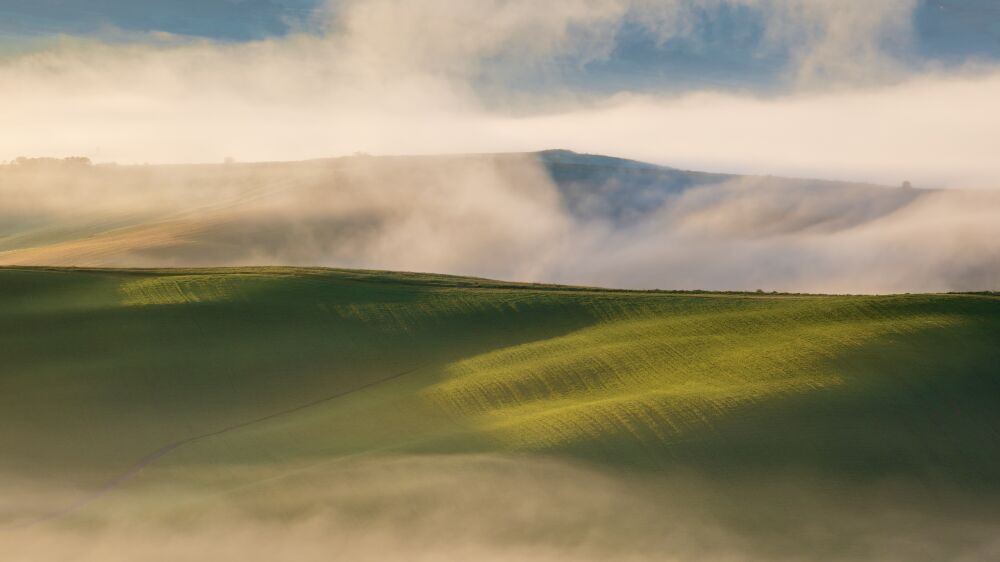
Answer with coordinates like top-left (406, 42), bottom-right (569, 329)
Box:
top-left (1, 154), bottom-right (997, 293)
top-left (4, 454), bottom-right (1000, 562)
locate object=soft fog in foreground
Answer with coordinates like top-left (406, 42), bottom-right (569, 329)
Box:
top-left (0, 455), bottom-right (1000, 562)
top-left (4, 455), bottom-right (1000, 562)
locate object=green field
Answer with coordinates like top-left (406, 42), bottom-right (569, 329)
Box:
top-left (3, 265), bottom-right (998, 508)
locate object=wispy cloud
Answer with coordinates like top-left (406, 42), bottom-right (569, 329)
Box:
top-left (2, 0), bottom-right (996, 187)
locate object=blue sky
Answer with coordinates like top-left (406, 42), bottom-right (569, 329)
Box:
top-left (0, 1), bottom-right (321, 42)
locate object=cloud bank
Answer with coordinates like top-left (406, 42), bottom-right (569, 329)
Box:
top-left (0, 0), bottom-right (997, 187)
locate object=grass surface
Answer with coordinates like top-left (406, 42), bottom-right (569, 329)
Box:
top-left (2, 266), bottom-right (999, 512)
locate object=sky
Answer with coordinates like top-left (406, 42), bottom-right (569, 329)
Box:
top-left (2, 1), bottom-right (998, 74)
top-left (1, 0), bottom-right (999, 187)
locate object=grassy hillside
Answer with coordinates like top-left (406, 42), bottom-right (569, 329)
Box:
top-left (1, 266), bottom-right (999, 526)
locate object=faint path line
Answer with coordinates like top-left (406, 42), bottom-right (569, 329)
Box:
top-left (20, 363), bottom-right (429, 527)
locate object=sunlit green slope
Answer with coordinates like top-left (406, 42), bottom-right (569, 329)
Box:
top-left (2, 267), bottom-right (999, 498)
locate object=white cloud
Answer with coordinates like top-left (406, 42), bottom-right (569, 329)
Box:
top-left (3, 0), bottom-right (993, 188)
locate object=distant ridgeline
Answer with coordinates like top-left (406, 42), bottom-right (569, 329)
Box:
top-left (538, 149), bottom-right (920, 223)
top-left (5, 156), bottom-right (93, 167)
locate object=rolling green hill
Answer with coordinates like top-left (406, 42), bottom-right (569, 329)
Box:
top-left (2, 265), bottom-right (999, 518)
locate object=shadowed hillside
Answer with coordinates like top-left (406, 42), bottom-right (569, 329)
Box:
top-left (3, 267), bottom-right (998, 487)
top-left (3, 266), bottom-right (999, 559)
